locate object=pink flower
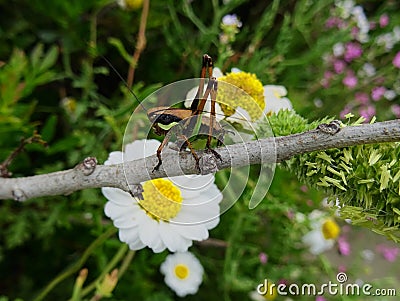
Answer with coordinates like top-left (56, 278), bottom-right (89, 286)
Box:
top-left (321, 71), bottom-right (334, 88)
top-left (393, 51), bottom-right (400, 68)
top-left (300, 185), bottom-right (308, 192)
top-left (343, 72), bottom-right (358, 88)
top-left (338, 265), bottom-right (347, 273)
top-left (340, 105), bottom-right (352, 119)
top-left (379, 13), bottom-right (389, 28)
top-left (351, 27), bottom-right (360, 39)
top-left (286, 210), bottom-right (295, 220)
top-left (316, 297), bottom-right (327, 301)
top-left (325, 17), bottom-right (339, 28)
top-left (338, 236), bottom-right (351, 256)
top-left (355, 92), bottom-right (369, 104)
top-left (333, 60), bottom-right (346, 74)
top-left (371, 86), bottom-right (386, 101)
top-left (259, 252), bottom-right (268, 264)
top-left (369, 21), bottom-right (376, 30)
top-left (359, 105), bottom-right (376, 121)
top-left (344, 42), bottom-right (363, 62)
top-left (391, 104), bottom-right (400, 117)
top-left (376, 244), bottom-right (399, 262)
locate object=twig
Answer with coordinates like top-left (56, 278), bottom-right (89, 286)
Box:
top-left (0, 132), bottom-right (47, 178)
top-left (0, 119), bottom-right (399, 202)
top-left (126, 0), bottom-right (150, 88)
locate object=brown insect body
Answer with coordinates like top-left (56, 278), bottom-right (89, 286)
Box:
top-left (148, 55), bottom-right (224, 172)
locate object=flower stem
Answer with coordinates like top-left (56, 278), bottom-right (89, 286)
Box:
top-left (34, 227), bottom-right (117, 301)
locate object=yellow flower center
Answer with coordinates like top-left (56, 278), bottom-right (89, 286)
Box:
top-left (321, 219), bottom-right (340, 239)
top-left (174, 264), bottom-right (190, 280)
top-left (140, 179), bottom-right (183, 221)
top-left (218, 71), bottom-right (265, 121)
top-left (124, 0), bottom-right (143, 10)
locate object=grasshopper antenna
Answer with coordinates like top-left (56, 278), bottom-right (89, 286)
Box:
top-left (100, 55), bottom-right (147, 112)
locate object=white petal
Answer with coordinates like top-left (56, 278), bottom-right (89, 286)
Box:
top-left (202, 215), bottom-right (220, 230)
top-left (124, 139), bottom-right (160, 161)
top-left (128, 239), bottom-right (146, 250)
top-left (118, 226), bottom-right (140, 243)
top-left (108, 207), bottom-right (139, 228)
top-left (184, 86), bottom-right (199, 108)
top-left (170, 224), bottom-right (209, 241)
top-left (174, 202), bottom-right (220, 225)
top-left (264, 96), bottom-right (293, 114)
top-left (104, 151), bottom-right (123, 165)
top-left (264, 85), bottom-right (287, 97)
top-left (138, 216), bottom-right (167, 252)
top-left (171, 174), bottom-right (215, 199)
top-left (159, 223), bottom-right (192, 252)
top-left (101, 187), bottom-right (134, 206)
top-left (302, 229), bottom-right (333, 255)
top-left (213, 67), bottom-right (224, 78)
top-left (151, 232), bottom-right (168, 253)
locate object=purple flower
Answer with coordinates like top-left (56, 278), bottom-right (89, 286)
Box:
top-left (300, 185), bottom-right (308, 192)
top-left (355, 92), bottom-right (369, 104)
top-left (340, 105), bottom-right (352, 119)
top-left (321, 71), bottom-right (333, 88)
top-left (376, 244), bottom-right (399, 262)
top-left (359, 105), bottom-right (376, 121)
top-left (379, 13), bottom-right (389, 28)
top-left (286, 210), bottom-right (295, 220)
top-left (338, 236), bottom-right (351, 256)
top-left (369, 21), bottom-right (377, 30)
top-left (316, 297), bottom-right (327, 301)
top-left (371, 86), bottom-right (386, 101)
top-left (259, 252), bottom-right (268, 264)
top-left (343, 71), bottom-right (358, 88)
top-left (333, 60), bottom-right (346, 74)
top-left (338, 265), bottom-right (347, 273)
top-left (351, 27), bottom-right (360, 39)
top-left (391, 104), bottom-right (400, 117)
top-left (325, 17), bottom-right (338, 28)
top-left (393, 51), bottom-right (400, 68)
top-left (344, 42), bottom-right (363, 62)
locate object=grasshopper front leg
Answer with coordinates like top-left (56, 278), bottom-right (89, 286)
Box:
top-left (153, 123), bottom-right (201, 172)
top-left (153, 129), bottom-right (173, 172)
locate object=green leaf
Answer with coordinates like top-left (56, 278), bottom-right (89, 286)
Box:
top-left (107, 37), bottom-right (132, 66)
top-left (41, 114), bottom-right (58, 142)
top-left (38, 45), bottom-right (59, 73)
top-left (30, 43), bottom-right (44, 71)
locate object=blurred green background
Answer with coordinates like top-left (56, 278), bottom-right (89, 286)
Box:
top-left (1, 0), bottom-right (400, 300)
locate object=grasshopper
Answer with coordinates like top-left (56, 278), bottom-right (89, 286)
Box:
top-left (104, 54), bottom-right (226, 172)
top-left (147, 54), bottom-right (225, 172)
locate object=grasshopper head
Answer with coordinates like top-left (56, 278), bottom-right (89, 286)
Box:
top-left (147, 106), bottom-right (170, 124)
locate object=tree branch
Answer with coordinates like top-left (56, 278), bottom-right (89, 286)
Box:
top-left (1, 119), bottom-right (399, 202)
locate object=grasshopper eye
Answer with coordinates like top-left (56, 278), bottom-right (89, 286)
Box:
top-left (147, 112), bottom-right (157, 123)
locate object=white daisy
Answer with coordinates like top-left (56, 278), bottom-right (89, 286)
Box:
top-left (302, 210), bottom-right (340, 255)
top-left (263, 85), bottom-right (293, 115)
top-left (160, 252), bottom-right (204, 297)
top-left (102, 139), bottom-right (222, 253)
